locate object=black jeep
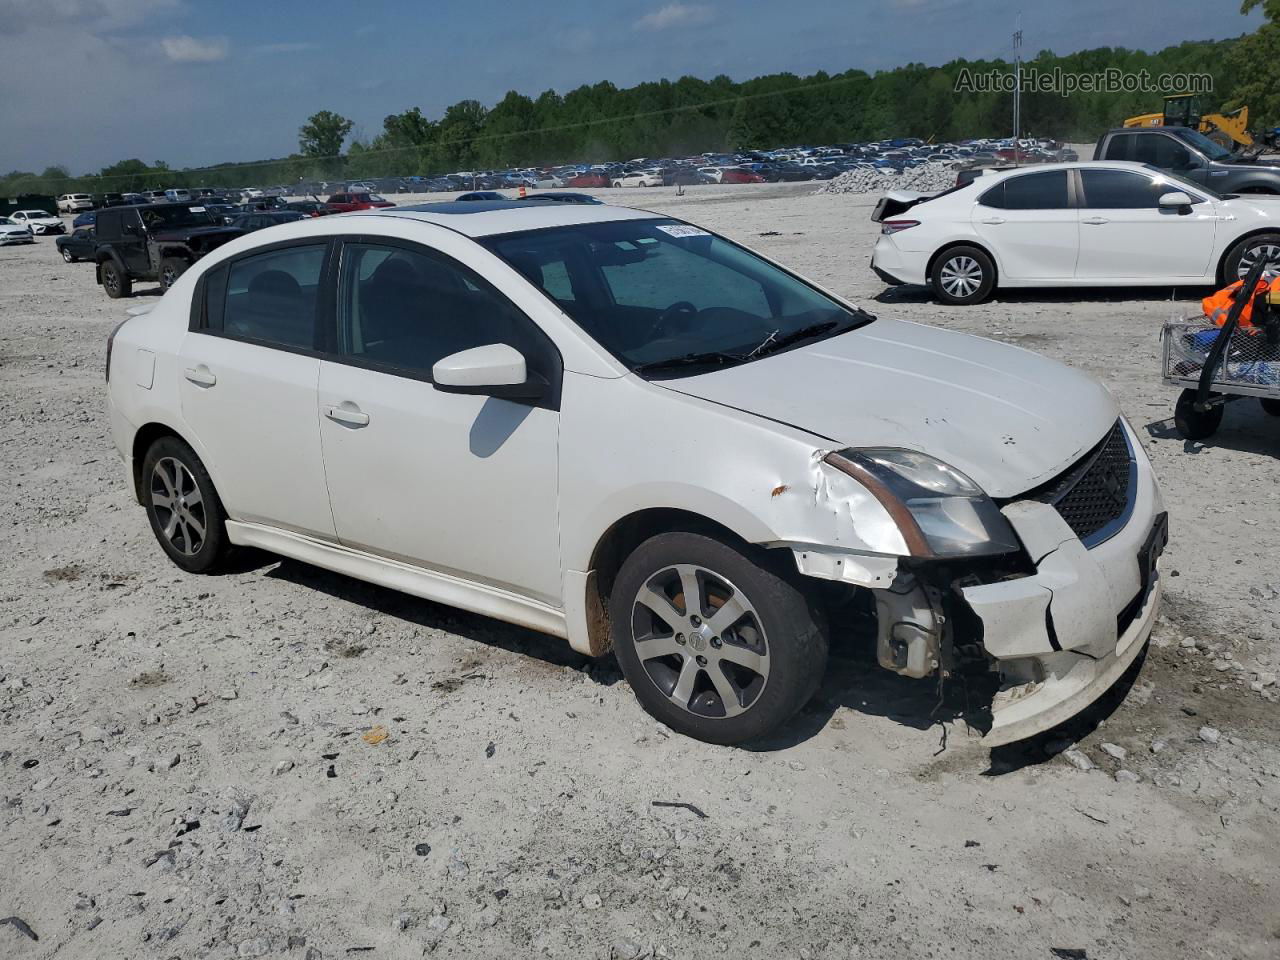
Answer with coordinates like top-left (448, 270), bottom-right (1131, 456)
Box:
top-left (94, 203), bottom-right (243, 298)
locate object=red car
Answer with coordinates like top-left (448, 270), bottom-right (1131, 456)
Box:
top-left (719, 167), bottom-right (765, 184)
top-left (324, 192), bottom-right (397, 212)
top-left (566, 172), bottom-right (611, 188)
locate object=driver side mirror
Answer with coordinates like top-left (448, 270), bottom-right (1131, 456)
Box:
top-left (432, 343), bottom-right (546, 401)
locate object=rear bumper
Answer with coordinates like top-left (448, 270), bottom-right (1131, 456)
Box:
top-left (960, 420), bottom-right (1167, 745)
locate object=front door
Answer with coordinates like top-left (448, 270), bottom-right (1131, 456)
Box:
top-left (1075, 168), bottom-right (1218, 280)
top-left (316, 237), bottom-right (562, 603)
top-left (178, 240), bottom-right (336, 539)
top-left (972, 169), bottom-right (1079, 280)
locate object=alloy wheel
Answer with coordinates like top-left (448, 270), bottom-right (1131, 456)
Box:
top-left (103, 267), bottom-right (119, 294)
top-left (939, 255), bottom-right (983, 298)
top-left (150, 457), bottom-right (206, 556)
top-left (630, 564), bottom-right (769, 719)
top-left (1237, 242), bottom-right (1280, 278)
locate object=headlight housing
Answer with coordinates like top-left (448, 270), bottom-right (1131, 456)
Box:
top-left (825, 448), bottom-right (1019, 558)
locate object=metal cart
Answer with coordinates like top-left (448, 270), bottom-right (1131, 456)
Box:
top-left (1162, 254), bottom-right (1280, 440)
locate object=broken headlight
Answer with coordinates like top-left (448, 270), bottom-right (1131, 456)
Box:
top-left (825, 448), bottom-right (1019, 558)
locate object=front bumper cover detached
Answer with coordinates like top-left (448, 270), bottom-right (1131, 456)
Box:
top-left (960, 434), bottom-right (1167, 746)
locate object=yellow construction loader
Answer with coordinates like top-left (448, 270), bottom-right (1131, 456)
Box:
top-left (1124, 94), bottom-right (1253, 150)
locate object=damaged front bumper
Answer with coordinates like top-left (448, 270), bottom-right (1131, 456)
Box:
top-left (960, 424), bottom-right (1167, 745)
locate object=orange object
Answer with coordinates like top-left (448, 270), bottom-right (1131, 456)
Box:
top-left (361, 724), bottom-right (388, 745)
top-left (1201, 276), bottom-right (1280, 327)
top-left (518, 184), bottom-right (527, 199)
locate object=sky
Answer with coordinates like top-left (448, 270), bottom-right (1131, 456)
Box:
top-left (0, 0), bottom-right (1264, 175)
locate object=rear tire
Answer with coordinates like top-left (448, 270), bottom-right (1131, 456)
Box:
top-left (141, 436), bottom-right (231, 574)
top-left (610, 532), bottom-right (827, 745)
top-left (159, 257), bottom-right (187, 291)
top-left (100, 259), bottom-right (132, 298)
top-left (1175, 389), bottom-right (1224, 441)
top-left (930, 245), bottom-right (996, 305)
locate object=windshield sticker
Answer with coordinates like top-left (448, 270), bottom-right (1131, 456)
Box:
top-left (188, 206), bottom-right (206, 212)
top-left (656, 224), bottom-right (710, 238)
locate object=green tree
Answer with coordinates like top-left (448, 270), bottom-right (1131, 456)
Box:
top-left (299, 110), bottom-right (354, 160)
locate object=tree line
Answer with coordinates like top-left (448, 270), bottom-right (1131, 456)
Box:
top-left (3, 18), bottom-right (1275, 200)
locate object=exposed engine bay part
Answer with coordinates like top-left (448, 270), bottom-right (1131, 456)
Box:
top-left (872, 573), bottom-right (949, 679)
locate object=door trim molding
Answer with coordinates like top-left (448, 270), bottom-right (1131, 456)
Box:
top-left (225, 520), bottom-right (568, 639)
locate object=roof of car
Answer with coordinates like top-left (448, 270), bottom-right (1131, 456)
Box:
top-left (341, 199), bottom-right (661, 238)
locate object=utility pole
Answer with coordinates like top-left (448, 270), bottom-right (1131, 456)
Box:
top-left (1012, 12), bottom-right (1023, 164)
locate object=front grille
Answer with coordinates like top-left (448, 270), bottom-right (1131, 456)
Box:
top-left (1022, 420), bottom-right (1134, 546)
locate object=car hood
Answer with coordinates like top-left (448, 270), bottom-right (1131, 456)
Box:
top-left (0, 224), bottom-right (30, 232)
top-left (657, 317), bottom-right (1119, 498)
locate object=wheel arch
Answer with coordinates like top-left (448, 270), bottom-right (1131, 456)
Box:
top-left (926, 239), bottom-right (1000, 287)
top-left (1215, 227), bottom-right (1280, 284)
top-left (573, 507), bottom-right (797, 658)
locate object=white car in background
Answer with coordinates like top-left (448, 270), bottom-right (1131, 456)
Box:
top-left (105, 201), bottom-right (1165, 748)
top-left (58, 193), bottom-right (94, 212)
top-left (9, 209), bottom-right (65, 235)
top-left (0, 216), bottom-right (35, 244)
top-left (612, 170), bottom-right (663, 188)
top-left (872, 160), bottom-right (1280, 304)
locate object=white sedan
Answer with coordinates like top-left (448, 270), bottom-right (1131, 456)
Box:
top-left (0, 216), bottom-right (35, 244)
top-left (9, 208), bottom-right (65, 236)
top-left (871, 160), bottom-right (1280, 304)
top-left (106, 201), bottom-right (1165, 747)
top-left (612, 170), bottom-right (663, 188)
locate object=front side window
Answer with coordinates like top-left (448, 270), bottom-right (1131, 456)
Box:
top-left (484, 219), bottom-right (872, 375)
top-left (336, 242), bottom-right (545, 379)
top-left (210, 244), bottom-right (327, 349)
top-left (1080, 169), bottom-right (1172, 208)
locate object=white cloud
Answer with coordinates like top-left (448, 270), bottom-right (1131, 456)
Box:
top-left (0, 0), bottom-right (179, 34)
top-left (634, 3), bottom-right (713, 31)
top-left (161, 34), bottom-right (228, 62)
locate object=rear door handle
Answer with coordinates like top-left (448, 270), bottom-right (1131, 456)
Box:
top-left (981, 217), bottom-right (1006, 225)
top-left (325, 404), bottom-right (370, 427)
top-left (1081, 217), bottom-right (1110, 225)
top-left (183, 365), bottom-right (216, 387)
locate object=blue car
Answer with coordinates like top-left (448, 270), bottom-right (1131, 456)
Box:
top-left (73, 211), bottom-right (96, 229)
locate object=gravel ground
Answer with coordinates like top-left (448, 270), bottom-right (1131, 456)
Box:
top-left (2, 184), bottom-right (1279, 959)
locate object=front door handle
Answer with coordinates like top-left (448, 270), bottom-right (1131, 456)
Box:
top-left (1081, 217), bottom-right (1110, 225)
top-left (184, 365), bottom-right (216, 387)
top-left (981, 217), bottom-right (1006, 225)
top-left (325, 404), bottom-right (370, 427)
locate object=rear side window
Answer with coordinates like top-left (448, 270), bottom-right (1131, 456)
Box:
top-left (200, 244), bottom-right (327, 350)
top-left (1102, 133), bottom-right (1138, 161)
top-left (979, 171), bottom-right (1071, 210)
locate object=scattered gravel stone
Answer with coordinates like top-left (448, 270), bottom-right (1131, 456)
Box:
top-left (581, 893), bottom-right (603, 910)
top-left (238, 936), bottom-right (271, 958)
top-left (1100, 743), bottom-right (1127, 761)
top-left (1151, 740), bottom-right (1168, 753)
top-left (1115, 770), bottom-right (1140, 783)
top-left (1198, 726), bottom-right (1221, 744)
top-left (1062, 749), bottom-right (1095, 772)
top-left (818, 160), bottom-right (957, 194)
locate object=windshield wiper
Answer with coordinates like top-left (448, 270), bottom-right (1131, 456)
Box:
top-left (745, 319), bottom-right (845, 358)
top-left (632, 350), bottom-right (748, 375)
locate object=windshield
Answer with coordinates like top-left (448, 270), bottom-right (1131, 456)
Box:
top-left (1170, 126), bottom-right (1234, 163)
top-left (139, 205), bottom-right (217, 230)
top-left (1140, 164), bottom-right (1224, 201)
top-left (483, 218), bottom-right (873, 376)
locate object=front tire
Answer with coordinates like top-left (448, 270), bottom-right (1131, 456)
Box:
top-left (610, 532), bottom-right (827, 745)
top-left (930, 245), bottom-right (995, 305)
top-left (61, 248), bottom-right (75, 263)
top-left (1175, 389), bottom-right (1224, 441)
top-left (99, 259), bottom-right (132, 298)
top-left (1222, 231), bottom-right (1280, 282)
top-left (141, 436), bottom-right (231, 573)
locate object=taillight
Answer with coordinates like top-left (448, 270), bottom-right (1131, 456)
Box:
top-left (106, 318), bottom-right (129, 382)
top-left (881, 219), bottom-right (920, 235)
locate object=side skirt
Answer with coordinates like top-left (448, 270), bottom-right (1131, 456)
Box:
top-left (225, 520), bottom-right (568, 640)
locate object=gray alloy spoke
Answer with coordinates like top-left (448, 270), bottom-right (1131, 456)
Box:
top-left (636, 633), bottom-right (685, 660)
top-left (670, 656), bottom-right (700, 706)
top-left (151, 492), bottom-right (174, 511)
top-left (706, 666), bottom-right (744, 717)
top-left (716, 641), bottom-right (765, 673)
top-left (162, 510), bottom-right (181, 542)
top-left (182, 486), bottom-right (203, 509)
top-left (635, 586), bottom-right (684, 633)
top-left (182, 509), bottom-right (205, 540)
top-left (152, 457), bottom-right (203, 555)
top-left (677, 566), bottom-right (702, 618)
top-left (706, 593), bottom-right (748, 636)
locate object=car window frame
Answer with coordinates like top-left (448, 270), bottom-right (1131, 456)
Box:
top-left (323, 234), bottom-right (565, 411)
top-left (1077, 167), bottom-right (1206, 209)
top-left (977, 168), bottom-right (1076, 210)
top-left (187, 237), bottom-right (337, 359)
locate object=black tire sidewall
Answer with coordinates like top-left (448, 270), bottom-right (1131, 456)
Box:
top-left (609, 532), bottom-right (827, 745)
top-left (140, 436), bottom-right (230, 573)
top-left (1174, 389), bottom-right (1224, 441)
top-left (101, 260), bottom-right (131, 298)
top-left (931, 245), bottom-right (995, 305)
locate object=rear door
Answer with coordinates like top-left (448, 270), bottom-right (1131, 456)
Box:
top-left (177, 240), bottom-right (337, 539)
top-left (1075, 168), bottom-right (1217, 280)
top-left (972, 169), bottom-right (1078, 280)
